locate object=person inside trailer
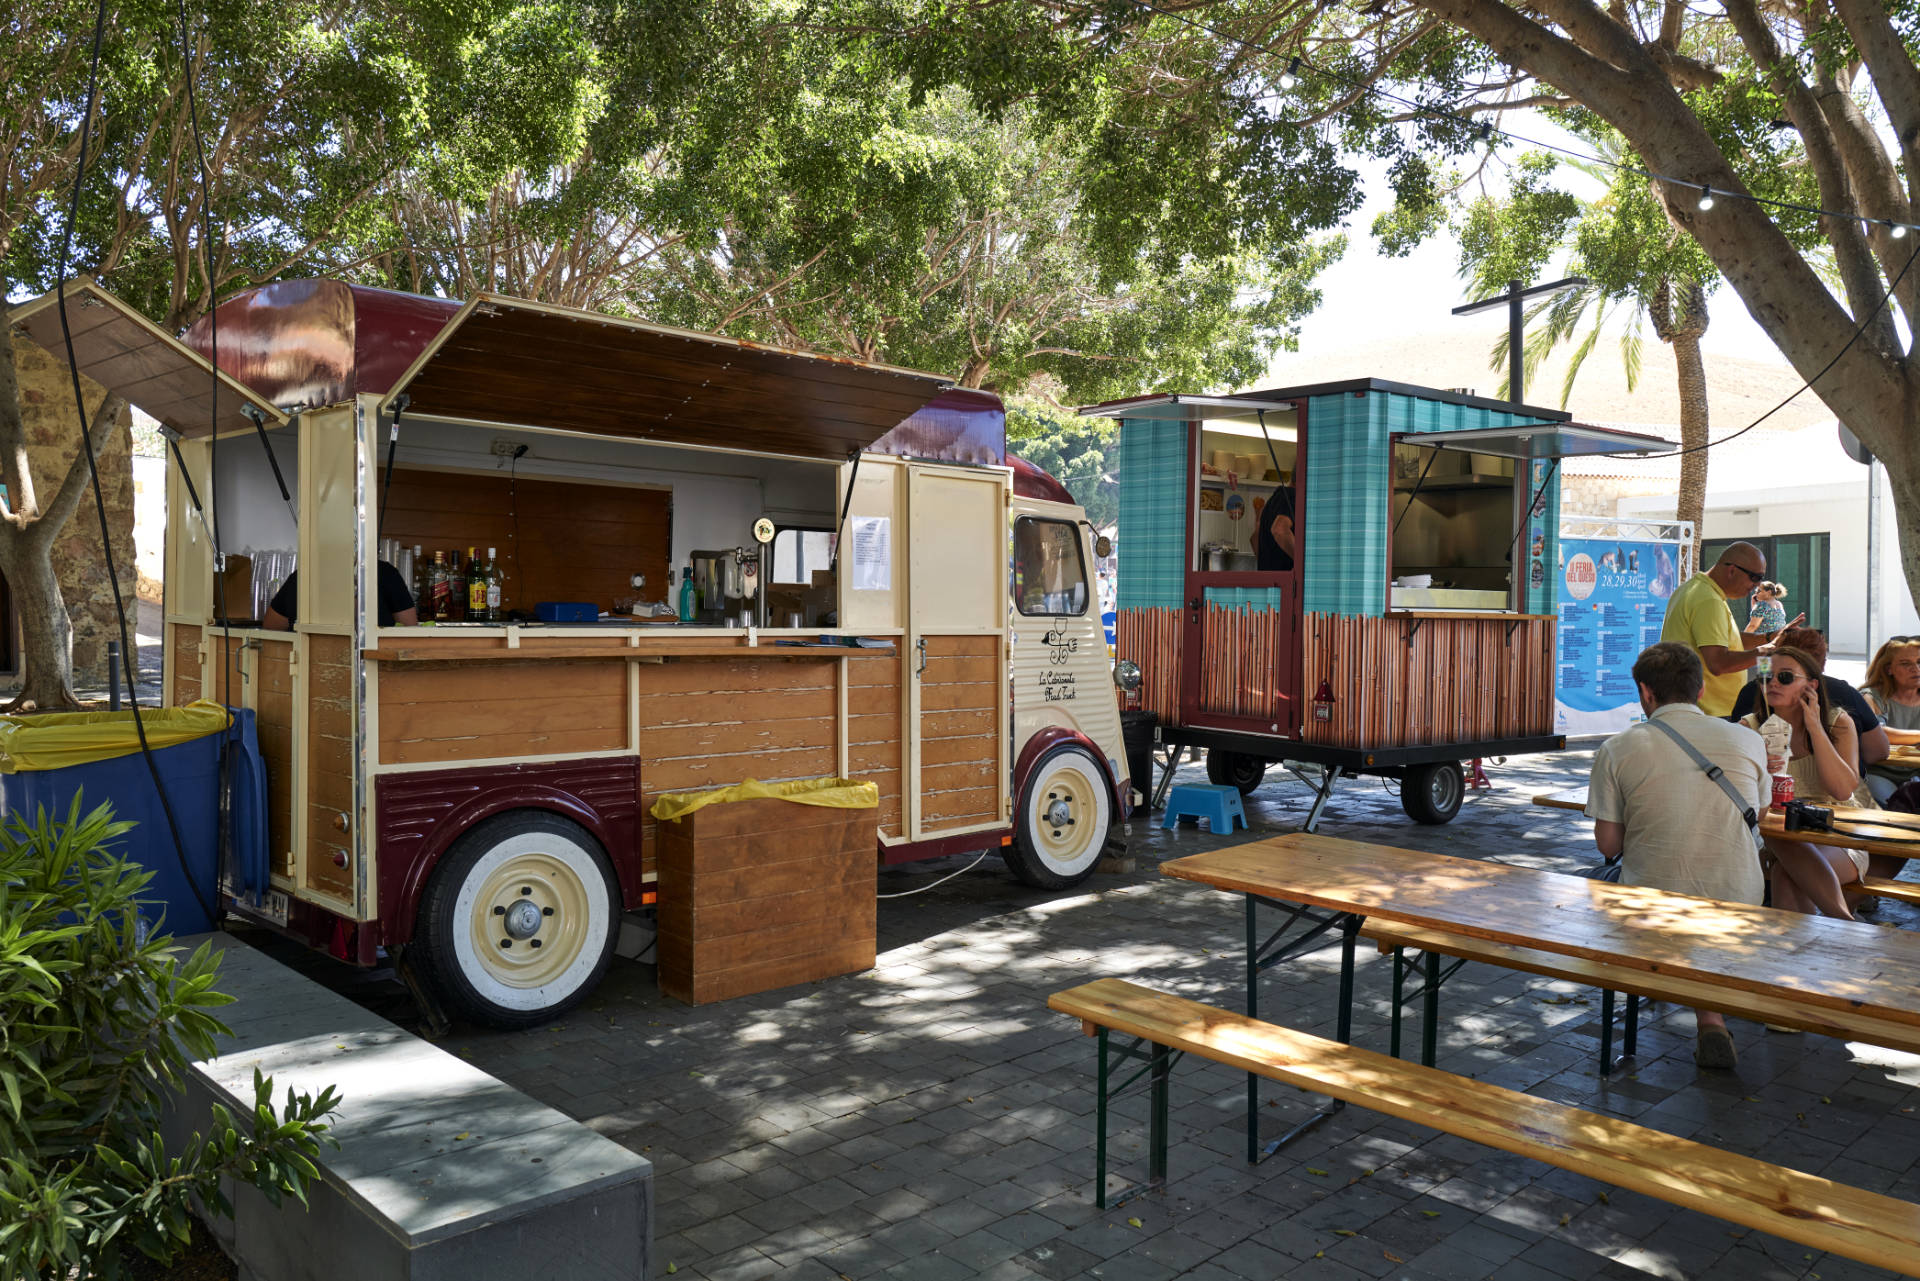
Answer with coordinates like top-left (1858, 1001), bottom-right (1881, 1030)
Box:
top-left (1254, 479), bottom-right (1295, 572)
top-left (262, 563), bottom-right (418, 630)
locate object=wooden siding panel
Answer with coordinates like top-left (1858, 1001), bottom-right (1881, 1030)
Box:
top-left (917, 634), bottom-right (1003, 834)
top-left (304, 634), bottom-right (356, 901)
top-left (377, 661), bottom-right (626, 764)
top-left (170, 624), bottom-right (202, 706)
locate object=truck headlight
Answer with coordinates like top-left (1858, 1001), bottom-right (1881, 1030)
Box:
top-left (1113, 659), bottom-right (1141, 692)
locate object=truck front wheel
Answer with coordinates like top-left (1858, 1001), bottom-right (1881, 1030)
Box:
top-left (413, 811), bottom-right (620, 1029)
top-left (1006, 743), bottom-right (1114, 889)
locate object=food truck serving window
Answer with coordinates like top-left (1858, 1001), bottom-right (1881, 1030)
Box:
top-left (1013, 518), bottom-right (1089, 617)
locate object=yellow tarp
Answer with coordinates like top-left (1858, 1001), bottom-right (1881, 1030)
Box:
top-left (0, 700), bottom-right (231, 773)
top-left (650, 776), bottom-right (878, 822)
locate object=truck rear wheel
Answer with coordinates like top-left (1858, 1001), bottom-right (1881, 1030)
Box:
top-left (413, 811), bottom-right (620, 1029)
top-left (1206, 749), bottom-right (1267, 796)
top-left (1401, 762), bottom-right (1464, 825)
top-left (1007, 743), bottom-right (1114, 889)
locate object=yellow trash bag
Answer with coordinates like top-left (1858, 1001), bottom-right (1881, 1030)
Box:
top-left (0, 699), bottom-right (232, 774)
top-left (650, 776), bottom-right (878, 823)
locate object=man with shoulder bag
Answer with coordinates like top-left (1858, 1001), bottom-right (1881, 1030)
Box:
top-left (1584, 642), bottom-right (1771, 1069)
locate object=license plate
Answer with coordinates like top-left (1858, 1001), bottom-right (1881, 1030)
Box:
top-left (227, 885), bottom-right (290, 927)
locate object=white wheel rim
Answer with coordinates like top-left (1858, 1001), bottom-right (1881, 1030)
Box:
top-left (1027, 752), bottom-right (1111, 878)
top-left (450, 831), bottom-right (610, 1013)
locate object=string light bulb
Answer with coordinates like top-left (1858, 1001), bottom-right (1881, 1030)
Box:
top-left (1697, 186), bottom-right (1716, 211)
top-left (1278, 57), bottom-right (1300, 91)
top-left (1894, 223), bottom-right (1910, 240)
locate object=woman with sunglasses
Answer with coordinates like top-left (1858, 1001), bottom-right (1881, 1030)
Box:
top-left (1742, 645), bottom-right (1873, 918)
top-left (1859, 640), bottom-right (1920, 878)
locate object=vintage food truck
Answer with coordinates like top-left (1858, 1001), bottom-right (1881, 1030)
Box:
top-left (12, 278), bottom-right (1129, 1027)
top-left (1083, 383), bottom-right (1667, 829)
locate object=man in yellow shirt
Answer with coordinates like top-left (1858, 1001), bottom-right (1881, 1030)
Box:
top-left (1659, 543), bottom-right (1800, 716)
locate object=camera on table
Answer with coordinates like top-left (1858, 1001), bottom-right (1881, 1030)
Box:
top-left (1781, 800), bottom-right (1834, 834)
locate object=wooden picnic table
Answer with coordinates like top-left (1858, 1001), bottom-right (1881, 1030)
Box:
top-left (1164, 832), bottom-right (1920, 1031)
top-left (1533, 787), bottom-right (1920, 862)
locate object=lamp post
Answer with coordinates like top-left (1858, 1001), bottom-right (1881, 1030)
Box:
top-left (1451, 277), bottom-right (1588, 406)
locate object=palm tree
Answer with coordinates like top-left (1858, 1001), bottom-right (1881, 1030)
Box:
top-left (1459, 138), bottom-right (1718, 560)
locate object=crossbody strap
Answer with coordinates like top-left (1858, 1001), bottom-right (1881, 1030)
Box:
top-left (1644, 716), bottom-right (1762, 841)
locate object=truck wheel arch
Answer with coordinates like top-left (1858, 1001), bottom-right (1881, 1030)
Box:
top-left (1013, 726), bottom-right (1123, 815)
top-left (384, 786), bottom-right (630, 949)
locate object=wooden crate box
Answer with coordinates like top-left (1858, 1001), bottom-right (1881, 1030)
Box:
top-left (656, 796), bottom-right (877, 1004)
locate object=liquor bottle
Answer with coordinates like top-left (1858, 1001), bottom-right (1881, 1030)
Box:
top-left (467, 546), bottom-right (487, 620)
top-left (410, 545), bottom-right (426, 609)
top-left (446, 549), bottom-right (466, 622)
top-left (429, 551), bottom-right (451, 621)
top-left (484, 547), bottom-right (503, 620)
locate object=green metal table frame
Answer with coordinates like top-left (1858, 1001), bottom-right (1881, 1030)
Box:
top-left (1381, 942), bottom-right (1642, 1074)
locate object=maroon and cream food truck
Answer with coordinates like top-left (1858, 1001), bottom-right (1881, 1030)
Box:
top-left (12, 278), bottom-right (1131, 1026)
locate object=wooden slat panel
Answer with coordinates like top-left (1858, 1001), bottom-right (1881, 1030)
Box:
top-left (255, 639), bottom-right (296, 878)
top-left (170, 624), bottom-right (203, 706)
top-left (1298, 613), bottom-right (1555, 746)
top-left (378, 660), bottom-right (626, 764)
top-left (304, 634), bottom-right (355, 901)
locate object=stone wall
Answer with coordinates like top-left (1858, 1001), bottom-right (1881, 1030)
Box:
top-left (8, 331), bottom-right (138, 689)
top-left (1560, 471), bottom-right (1679, 518)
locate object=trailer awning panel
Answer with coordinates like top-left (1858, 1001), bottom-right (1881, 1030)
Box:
top-left (8, 278), bottom-right (286, 437)
top-left (1413, 423), bottom-right (1674, 460)
top-left (381, 295), bottom-right (953, 460)
top-left (1075, 393), bottom-right (1299, 423)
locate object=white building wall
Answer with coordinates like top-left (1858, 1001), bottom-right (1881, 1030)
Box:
top-left (1617, 468), bottom-right (1920, 658)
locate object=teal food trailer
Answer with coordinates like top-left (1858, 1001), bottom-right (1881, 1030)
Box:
top-left (1081, 380), bottom-right (1668, 829)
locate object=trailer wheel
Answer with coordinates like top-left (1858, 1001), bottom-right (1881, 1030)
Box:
top-left (413, 811), bottom-right (620, 1030)
top-left (1401, 762), bottom-right (1464, 825)
top-left (1007, 743), bottom-right (1114, 889)
top-left (1206, 749), bottom-right (1268, 796)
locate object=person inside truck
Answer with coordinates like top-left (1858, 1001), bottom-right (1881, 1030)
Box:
top-left (262, 562), bottom-right (419, 630)
top-left (1255, 478), bottom-right (1295, 572)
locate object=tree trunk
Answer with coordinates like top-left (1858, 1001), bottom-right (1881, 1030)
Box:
top-left (0, 535), bottom-right (81, 712)
top-left (1672, 329), bottom-right (1710, 569)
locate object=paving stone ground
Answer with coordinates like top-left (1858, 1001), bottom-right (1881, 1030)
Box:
top-left (264, 746), bottom-right (1920, 1280)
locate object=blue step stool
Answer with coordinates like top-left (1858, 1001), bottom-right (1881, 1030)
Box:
top-left (1161, 783), bottom-right (1247, 833)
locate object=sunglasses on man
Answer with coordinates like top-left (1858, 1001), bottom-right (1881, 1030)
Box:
top-left (1729, 563), bottom-right (1765, 584)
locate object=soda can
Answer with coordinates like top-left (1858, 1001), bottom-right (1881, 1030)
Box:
top-left (1772, 773), bottom-right (1795, 808)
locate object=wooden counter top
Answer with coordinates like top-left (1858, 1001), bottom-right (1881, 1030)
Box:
top-left (362, 641), bottom-right (895, 662)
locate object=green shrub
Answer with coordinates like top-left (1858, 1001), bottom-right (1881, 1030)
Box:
top-left (0, 796), bottom-right (340, 1279)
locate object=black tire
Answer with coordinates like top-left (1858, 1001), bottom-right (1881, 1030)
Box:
top-left (1401, 761), bottom-right (1465, 825)
top-left (1006, 743), bottom-right (1116, 889)
top-left (1206, 749), bottom-right (1268, 796)
top-left (413, 811), bottom-right (621, 1029)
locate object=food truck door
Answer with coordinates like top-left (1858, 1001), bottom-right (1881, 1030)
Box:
top-left (902, 465), bottom-right (1011, 838)
top-left (1179, 448), bottom-right (1302, 738)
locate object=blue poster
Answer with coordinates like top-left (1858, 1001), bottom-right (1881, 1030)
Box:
top-left (1555, 536), bottom-right (1681, 736)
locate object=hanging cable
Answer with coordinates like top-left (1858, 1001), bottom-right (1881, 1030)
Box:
top-left (52, 0), bottom-right (210, 926)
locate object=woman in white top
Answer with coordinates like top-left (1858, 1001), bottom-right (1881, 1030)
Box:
top-left (1742, 645), bottom-right (1871, 919)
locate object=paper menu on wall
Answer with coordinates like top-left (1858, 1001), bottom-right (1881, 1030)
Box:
top-left (851, 516), bottom-right (891, 591)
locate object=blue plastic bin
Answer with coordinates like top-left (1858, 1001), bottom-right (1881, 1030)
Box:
top-left (0, 704), bottom-right (268, 937)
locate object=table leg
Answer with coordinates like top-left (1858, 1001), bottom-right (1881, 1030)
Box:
top-left (1421, 950), bottom-right (1441, 1067)
top-left (1242, 892), bottom-right (1359, 1161)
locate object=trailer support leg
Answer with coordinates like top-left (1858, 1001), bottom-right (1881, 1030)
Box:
top-left (1301, 766), bottom-right (1340, 832)
top-left (1151, 745), bottom-right (1186, 811)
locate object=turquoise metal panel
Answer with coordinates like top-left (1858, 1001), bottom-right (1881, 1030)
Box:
top-left (1521, 458), bottom-right (1560, 616)
top-left (1117, 418), bottom-right (1189, 610)
top-left (1202, 586), bottom-right (1287, 611)
top-left (1301, 389), bottom-right (1564, 619)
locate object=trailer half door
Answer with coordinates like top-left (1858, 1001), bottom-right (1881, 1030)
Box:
top-left (904, 464), bottom-right (1010, 838)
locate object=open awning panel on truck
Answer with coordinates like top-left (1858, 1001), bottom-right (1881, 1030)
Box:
top-left (7, 278), bottom-right (286, 437)
top-left (382, 294), bottom-right (954, 461)
top-left (1074, 393), bottom-right (1302, 423)
top-left (1407, 423), bottom-right (1673, 459)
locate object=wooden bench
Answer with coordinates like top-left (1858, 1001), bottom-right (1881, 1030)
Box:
top-left (1361, 920), bottom-right (1920, 1074)
top-left (1050, 978), bottom-right (1920, 1277)
top-left (163, 935), bottom-right (651, 1281)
